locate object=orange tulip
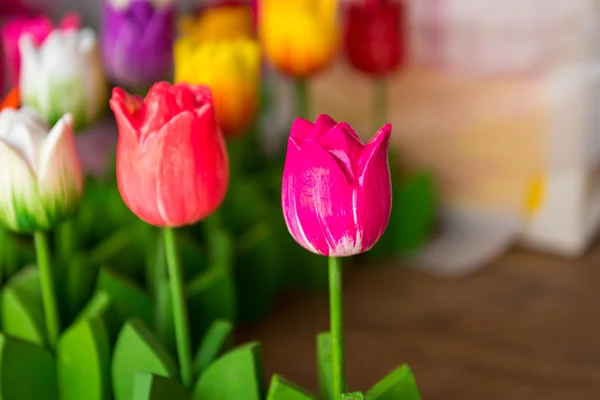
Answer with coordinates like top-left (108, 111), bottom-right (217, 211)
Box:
top-left (178, 4), bottom-right (254, 42)
top-left (174, 38), bottom-right (260, 137)
top-left (260, 0), bottom-right (339, 77)
top-left (1, 88), bottom-right (20, 110)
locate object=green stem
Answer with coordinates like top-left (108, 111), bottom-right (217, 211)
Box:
top-left (373, 77), bottom-right (387, 131)
top-left (58, 218), bottom-right (75, 268)
top-left (163, 227), bottom-right (193, 388)
top-left (329, 256), bottom-right (346, 397)
top-left (34, 231), bottom-right (61, 350)
top-left (296, 78), bottom-right (309, 120)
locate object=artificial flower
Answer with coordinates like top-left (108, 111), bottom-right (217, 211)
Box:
top-left (1, 88), bottom-right (20, 110)
top-left (1, 13), bottom-right (80, 88)
top-left (260, 0), bottom-right (339, 77)
top-left (178, 3), bottom-right (253, 42)
top-left (0, 107), bottom-right (83, 233)
top-left (19, 28), bottom-right (107, 130)
top-left (282, 114), bottom-right (392, 256)
top-left (101, 0), bottom-right (176, 89)
top-left (344, 0), bottom-right (404, 76)
top-left (110, 82), bottom-right (229, 227)
top-left (174, 37), bottom-right (260, 136)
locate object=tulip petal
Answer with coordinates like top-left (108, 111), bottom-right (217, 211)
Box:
top-left (289, 117), bottom-right (317, 141)
top-left (152, 106), bottom-right (228, 226)
top-left (0, 137), bottom-right (47, 232)
top-left (318, 123), bottom-right (364, 178)
top-left (283, 139), bottom-right (361, 256)
top-left (315, 114), bottom-right (336, 128)
top-left (103, 2), bottom-right (174, 88)
top-left (357, 123), bottom-right (392, 249)
top-left (38, 114), bottom-right (83, 217)
top-left (139, 82), bottom-right (182, 143)
top-left (0, 107), bottom-right (45, 173)
top-left (110, 87), bottom-right (142, 142)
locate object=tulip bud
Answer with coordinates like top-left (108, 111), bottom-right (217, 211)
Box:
top-left (282, 115), bottom-right (392, 257)
top-left (101, 0), bottom-right (176, 90)
top-left (1, 13), bottom-right (80, 88)
top-left (260, 0), bottom-right (339, 77)
top-left (174, 37), bottom-right (260, 137)
top-left (344, 0), bottom-right (404, 76)
top-left (19, 28), bottom-right (107, 131)
top-left (0, 107), bottom-right (83, 233)
top-left (110, 82), bottom-right (229, 227)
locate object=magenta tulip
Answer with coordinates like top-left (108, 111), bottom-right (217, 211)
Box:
top-left (282, 114), bottom-right (392, 257)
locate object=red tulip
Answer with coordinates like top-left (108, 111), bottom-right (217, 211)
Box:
top-left (344, 0), bottom-right (404, 76)
top-left (110, 82), bottom-right (229, 227)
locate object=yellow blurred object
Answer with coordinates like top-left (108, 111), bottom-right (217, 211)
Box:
top-left (260, 0), bottom-right (339, 78)
top-left (179, 5), bottom-right (254, 43)
top-left (174, 37), bottom-right (260, 137)
top-left (524, 174), bottom-right (546, 217)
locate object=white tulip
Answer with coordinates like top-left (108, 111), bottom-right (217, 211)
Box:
top-left (19, 28), bottom-right (107, 131)
top-left (0, 107), bottom-right (83, 233)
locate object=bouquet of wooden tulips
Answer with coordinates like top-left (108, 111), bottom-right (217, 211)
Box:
top-left (0, 0), bottom-right (430, 398)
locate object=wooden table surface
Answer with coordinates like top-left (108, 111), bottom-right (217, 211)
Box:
top-left (238, 243), bottom-right (600, 399)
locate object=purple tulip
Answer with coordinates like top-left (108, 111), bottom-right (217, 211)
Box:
top-left (282, 114), bottom-right (392, 257)
top-left (101, 0), bottom-right (175, 89)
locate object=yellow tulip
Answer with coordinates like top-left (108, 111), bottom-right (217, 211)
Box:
top-left (174, 38), bottom-right (260, 137)
top-left (260, 0), bottom-right (339, 78)
top-left (178, 5), bottom-right (254, 43)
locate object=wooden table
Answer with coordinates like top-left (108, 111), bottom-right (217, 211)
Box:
top-left (238, 243), bottom-right (600, 399)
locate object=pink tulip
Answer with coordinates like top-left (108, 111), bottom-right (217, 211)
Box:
top-left (282, 114), bottom-right (392, 257)
top-left (1, 13), bottom-right (80, 88)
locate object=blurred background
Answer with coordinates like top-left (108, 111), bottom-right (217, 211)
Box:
top-left (3, 0), bottom-right (600, 399)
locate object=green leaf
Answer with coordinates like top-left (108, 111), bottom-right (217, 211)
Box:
top-left (204, 218), bottom-right (234, 273)
top-left (366, 365), bottom-right (421, 400)
top-left (0, 333), bottom-right (57, 399)
top-left (343, 393), bottom-right (365, 400)
top-left (396, 171), bottom-right (436, 255)
top-left (66, 253), bottom-right (100, 322)
top-left (132, 372), bottom-right (190, 400)
top-left (193, 319), bottom-right (233, 377)
top-left (266, 374), bottom-right (315, 400)
top-left (192, 342), bottom-right (265, 400)
top-left (77, 290), bottom-right (123, 346)
top-left (56, 317), bottom-right (111, 400)
top-left (97, 268), bottom-right (153, 327)
top-left (155, 279), bottom-right (176, 358)
top-left (367, 169), bottom-right (436, 260)
top-left (112, 319), bottom-right (179, 400)
top-left (187, 268), bottom-right (236, 349)
top-left (317, 332), bottom-right (333, 400)
top-left (0, 266), bottom-right (45, 346)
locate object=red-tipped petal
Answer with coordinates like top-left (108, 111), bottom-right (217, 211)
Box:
top-left (110, 87), bottom-right (142, 142)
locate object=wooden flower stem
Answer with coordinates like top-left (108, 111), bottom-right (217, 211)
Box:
top-left (329, 256), bottom-right (347, 397)
top-left (34, 230), bottom-right (61, 350)
top-left (163, 227), bottom-right (193, 387)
